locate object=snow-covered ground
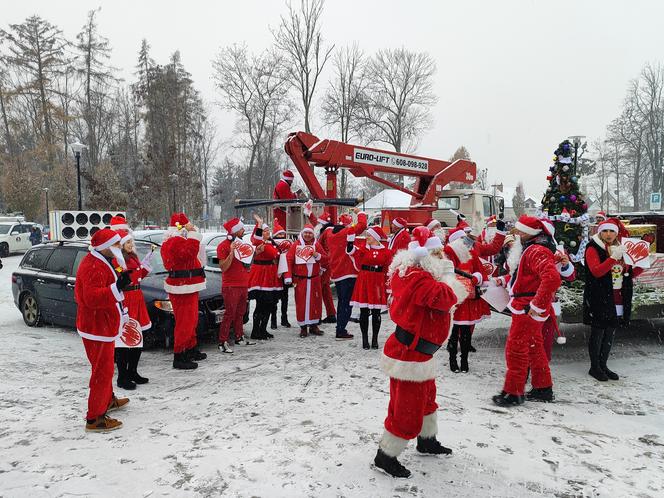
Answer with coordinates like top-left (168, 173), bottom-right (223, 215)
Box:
top-left (1, 253), bottom-right (663, 498)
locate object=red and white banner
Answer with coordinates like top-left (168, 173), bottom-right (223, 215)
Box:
top-left (116, 317), bottom-right (143, 348)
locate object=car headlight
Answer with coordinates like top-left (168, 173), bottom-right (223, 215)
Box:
top-left (154, 300), bottom-right (173, 312)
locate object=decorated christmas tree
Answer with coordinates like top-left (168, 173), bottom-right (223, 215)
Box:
top-left (540, 140), bottom-right (590, 262)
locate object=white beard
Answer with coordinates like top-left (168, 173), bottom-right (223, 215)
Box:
top-left (483, 227), bottom-right (496, 243)
top-left (448, 237), bottom-right (472, 263)
top-left (506, 236), bottom-right (523, 275)
top-left (433, 228), bottom-right (447, 244)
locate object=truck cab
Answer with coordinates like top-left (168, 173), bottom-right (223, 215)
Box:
top-left (433, 189), bottom-right (504, 227)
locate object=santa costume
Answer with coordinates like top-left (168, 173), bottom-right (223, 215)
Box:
top-left (75, 228), bottom-right (131, 432)
top-left (160, 213), bottom-right (207, 369)
top-left (347, 226), bottom-right (392, 349)
top-left (270, 220), bottom-right (293, 329)
top-left (444, 227), bottom-right (491, 373)
top-left (308, 209), bottom-right (337, 324)
top-left (284, 224), bottom-right (328, 337)
top-left (217, 217), bottom-right (253, 353)
top-left (316, 211), bottom-right (368, 339)
top-left (423, 218), bottom-right (446, 244)
top-left (492, 215), bottom-right (561, 406)
top-left (272, 169), bottom-right (297, 229)
top-left (248, 222), bottom-right (283, 340)
top-left (374, 227), bottom-right (468, 479)
top-left (110, 215), bottom-right (130, 232)
top-left (114, 229), bottom-right (152, 391)
top-left (387, 217), bottom-right (411, 254)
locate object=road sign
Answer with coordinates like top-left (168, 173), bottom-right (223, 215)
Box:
top-left (650, 192), bottom-right (661, 211)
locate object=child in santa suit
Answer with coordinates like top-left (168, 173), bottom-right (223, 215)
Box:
top-left (269, 220), bottom-right (293, 329)
top-left (75, 229), bottom-right (132, 432)
top-left (284, 224), bottom-right (328, 337)
top-left (492, 216), bottom-right (561, 406)
top-left (346, 225), bottom-right (392, 349)
top-left (272, 169), bottom-right (298, 229)
top-left (114, 230), bottom-right (152, 390)
top-left (374, 227), bottom-right (468, 478)
top-left (443, 227), bottom-right (491, 373)
top-left (248, 214), bottom-right (283, 340)
top-left (387, 217), bottom-right (410, 254)
top-left (161, 213), bottom-right (207, 369)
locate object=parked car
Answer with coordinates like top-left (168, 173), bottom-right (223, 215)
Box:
top-left (132, 229), bottom-right (167, 244)
top-left (0, 221), bottom-right (42, 257)
top-left (203, 226), bottom-right (255, 271)
top-left (11, 240), bottom-right (223, 348)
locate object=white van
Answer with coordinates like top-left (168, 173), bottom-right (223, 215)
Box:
top-left (0, 221), bottom-right (40, 256)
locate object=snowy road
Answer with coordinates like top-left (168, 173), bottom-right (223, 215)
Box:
top-left (1, 253), bottom-right (663, 497)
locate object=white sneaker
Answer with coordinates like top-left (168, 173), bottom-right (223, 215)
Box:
top-left (236, 335), bottom-right (256, 346)
top-left (218, 341), bottom-right (234, 353)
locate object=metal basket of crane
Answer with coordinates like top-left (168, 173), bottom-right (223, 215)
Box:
top-left (235, 131), bottom-right (484, 236)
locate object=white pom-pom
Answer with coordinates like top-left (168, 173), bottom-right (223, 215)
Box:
top-left (411, 246), bottom-right (429, 259)
top-left (556, 336), bottom-right (566, 345)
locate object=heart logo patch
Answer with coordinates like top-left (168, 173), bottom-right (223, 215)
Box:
top-left (121, 318), bottom-right (143, 347)
top-left (295, 245), bottom-right (315, 262)
top-left (624, 240), bottom-right (649, 264)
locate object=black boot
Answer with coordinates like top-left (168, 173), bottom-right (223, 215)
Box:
top-left (173, 352), bottom-right (198, 370)
top-left (447, 327), bottom-right (460, 372)
top-left (270, 313), bottom-right (278, 330)
top-left (371, 310), bottom-right (381, 349)
top-left (416, 437), bottom-right (452, 455)
top-left (188, 347), bottom-right (207, 361)
top-left (262, 313), bottom-right (274, 339)
top-left (116, 349), bottom-right (136, 390)
top-left (373, 449), bottom-right (411, 478)
top-left (599, 328), bottom-right (619, 380)
top-left (588, 328), bottom-right (608, 381)
top-left (492, 391), bottom-right (525, 407)
top-left (322, 315), bottom-right (337, 324)
top-left (360, 310), bottom-right (370, 349)
top-left (127, 348), bottom-right (149, 384)
top-left (250, 310), bottom-right (263, 340)
top-left (459, 326), bottom-right (471, 373)
top-left (526, 386), bottom-right (555, 402)
top-left (281, 315), bottom-right (291, 328)
top-left (243, 301), bottom-right (250, 325)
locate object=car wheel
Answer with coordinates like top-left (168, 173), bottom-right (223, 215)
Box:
top-left (21, 292), bottom-right (42, 327)
top-left (0, 242), bottom-right (8, 258)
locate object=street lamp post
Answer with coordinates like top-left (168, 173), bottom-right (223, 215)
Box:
top-left (42, 188), bottom-right (49, 226)
top-left (141, 185), bottom-right (150, 228)
top-left (70, 141), bottom-right (86, 210)
top-left (568, 135), bottom-right (586, 177)
top-left (168, 173), bottom-right (179, 213)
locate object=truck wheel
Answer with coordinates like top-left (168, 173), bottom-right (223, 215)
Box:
top-left (0, 243), bottom-right (9, 258)
top-left (21, 292), bottom-right (42, 327)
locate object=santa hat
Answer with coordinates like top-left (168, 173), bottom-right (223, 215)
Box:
top-left (318, 211), bottom-right (332, 224)
top-left (597, 217), bottom-right (629, 238)
top-left (392, 217), bottom-right (407, 229)
top-left (90, 228), bottom-right (120, 252)
top-left (223, 217), bottom-right (244, 235)
top-left (595, 211), bottom-right (607, 221)
top-left (281, 170), bottom-right (295, 182)
top-left (424, 218), bottom-right (441, 231)
top-left (456, 219), bottom-right (471, 232)
top-left (339, 213), bottom-right (353, 226)
top-left (117, 229), bottom-right (133, 246)
top-left (485, 215), bottom-right (497, 226)
top-left (272, 220), bottom-right (286, 237)
top-left (515, 215), bottom-right (543, 236)
top-left (300, 223), bottom-right (315, 235)
top-left (539, 217), bottom-right (555, 237)
top-left (366, 225), bottom-right (387, 242)
top-left (169, 213), bottom-right (189, 229)
top-left (110, 215), bottom-right (129, 231)
top-left (408, 226), bottom-right (443, 258)
top-left (447, 227), bottom-right (466, 243)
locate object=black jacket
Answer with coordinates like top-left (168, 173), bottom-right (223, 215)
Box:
top-left (583, 237), bottom-right (633, 328)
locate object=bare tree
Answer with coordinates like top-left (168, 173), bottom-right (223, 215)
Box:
top-left (273, 0), bottom-right (334, 133)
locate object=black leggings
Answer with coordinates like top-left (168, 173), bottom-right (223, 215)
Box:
top-left (589, 327), bottom-right (615, 369)
top-left (359, 308), bottom-right (382, 334)
top-left (447, 324), bottom-right (472, 357)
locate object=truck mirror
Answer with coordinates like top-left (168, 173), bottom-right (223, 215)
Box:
top-left (498, 198), bottom-right (505, 215)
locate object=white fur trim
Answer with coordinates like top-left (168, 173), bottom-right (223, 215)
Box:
top-left (380, 353), bottom-right (436, 381)
top-left (91, 233), bottom-right (121, 251)
top-left (347, 233), bottom-right (356, 242)
top-left (448, 238), bottom-right (471, 263)
top-left (529, 301), bottom-right (546, 314)
top-left (379, 430), bottom-right (409, 458)
top-left (392, 219), bottom-right (405, 228)
top-left (559, 263), bottom-right (574, 278)
top-left (472, 272), bottom-right (483, 285)
top-left (515, 221), bottom-right (541, 236)
top-left (419, 412), bottom-right (438, 438)
top-left (164, 281), bottom-right (207, 294)
top-left (330, 274), bottom-right (357, 282)
top-left (77, 330), bottom-right (120, 342)
top-left (284, 278), bottom-right (293, 285)
top-left (409, 245), bottom-right (429, 259)
top-left (427, 220), bottom-right (441, 231)
top-left (141, 322), bottom-right (153, 331)
top-left (110, 283), bottom-right (124, 302)
top-left (556, 336), bottom-right (567, 344)
top-left (187, 230), bottom-right (203, 241)
top-left (597, 221), bottom-right (619, 233)
top-left (111, 223), bottom-right (130, 231)
top-left (448, 230), bottom-right (465, 243)
top-left (367, 227), bottom-right (383, 242)
top-left (349, 301), bottom-right (388, 310)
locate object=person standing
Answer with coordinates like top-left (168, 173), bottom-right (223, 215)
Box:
top-left (583, 218), bottom-right (641, 381)
top-left (75, 228), bottom-right (132, 432)
top-left (492, 216), bottom-right (561, 406)
top-left (217, 217), bottom-right (254, 353)
top-left (374, 227), bottom-right (468, 478)
top-left (347, 226), bottom-right (392, 350)
top-left (272, 169), bottom-right (298, 230)
top-left (284, 224), bottom-right (328, 337)
top-left (270, 220), bottom-right (292, 329)
top-left (387, 217), bottom-right (411, 254)
top-left (309, 210), bottom-right (337, 324)
top-left (114, 230), bottom-right (151, 390)
top-left (161, 213), bottom-right (207, 369)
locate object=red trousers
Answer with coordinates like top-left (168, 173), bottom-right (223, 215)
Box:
top-left (541, 317), bottom-right (556, 361)
top-left (384, 378), bottom-right (438, 440)
top-left (169, 292), bottom-right (199, 353)
top-left (219, 286), bottom-right (248, 342)
top-left (82, 338), bottom-right (115, 420)
top-left (503, 313), bottom-right (552, 395)
top-left (321, 271), bottom-right (336, 317)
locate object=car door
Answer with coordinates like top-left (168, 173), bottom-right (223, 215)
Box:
top-left (66, 249), bottom-right (89, 323)
top-left (37, 247), bottom-right (79, 327)
top-left (9, 224), bottom-right (26, 253)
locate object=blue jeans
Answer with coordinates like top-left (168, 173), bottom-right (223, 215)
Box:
top-left (335, 277), bottom-right (356, 336)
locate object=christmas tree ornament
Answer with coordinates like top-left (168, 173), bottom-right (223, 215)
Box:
top-left (560, 195), bottom-right (566, 202)
top-left (571, 176), bottom-right (578, 183)
top-left (550, 196), bottom-right (556, 202)
top-left (546, 175), bottom-right (553, 181)
top-left (570, 194), bottom-right (577, 202)
top-left (562, 165), bottom-right (569, 172)
top-left (570, 240), bottom-right (577, 247)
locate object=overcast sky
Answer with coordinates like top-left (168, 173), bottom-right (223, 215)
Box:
top-left (5, 0), bottom-right (662, 197)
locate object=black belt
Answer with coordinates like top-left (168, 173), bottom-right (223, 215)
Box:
top-left (168, 268), bottom-right (205, 279)
top-left (294, 274), bottom-right (318, 279)
top-left (253, 259), bottom-right (278, 266)
top-left (395, 326), bottom-right (442, 356)
top-left (361, 265), bottom-right (384, 272)
top-left (512, 292), bottom-right (536, 298)
top-left (124, 284), bottom-right (141, 291)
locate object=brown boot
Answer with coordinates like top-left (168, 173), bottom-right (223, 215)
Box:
top-left (85, 415), bottom-right (123, 432)
top-left (299, 327), bottom-right (308, 338)
top-left (107, 394), bottom-right (129, 413)
top-left (309, 325), bottom-right (324, 336)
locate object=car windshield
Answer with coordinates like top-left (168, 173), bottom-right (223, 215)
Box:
top-left (0, 225), bottom-right (11, 234)
top-left (133, 241), bottom-right (167, 274)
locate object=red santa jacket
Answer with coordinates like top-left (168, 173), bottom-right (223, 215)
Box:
top-left (381, 253), bottom-right (468, 382)
top-left (273, 179), bottom-right (297, 201)
top-left (475, 231), bottom-right (507, 259)
top-left (318, 212), bottom-right (367, 282)
top-left (284, 237), bottom-right (328, 283)
top-left (387, 227), bottom-right (411, 253)
top-left (75, 250), bottom-right (125, 342)
top-left (248, 226), bottom-right (282, 291)
top-left (161, 230), bottom-right (206, 294)
top-left (506, 241), bottom-right (561, 321)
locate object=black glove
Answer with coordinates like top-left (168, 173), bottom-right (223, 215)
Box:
top-left (496, 218), bottom-right (506, 232)
top-left (116, 271), bottom-right (132, 292)
top-left (0, 259), bottom-right (3, 270)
